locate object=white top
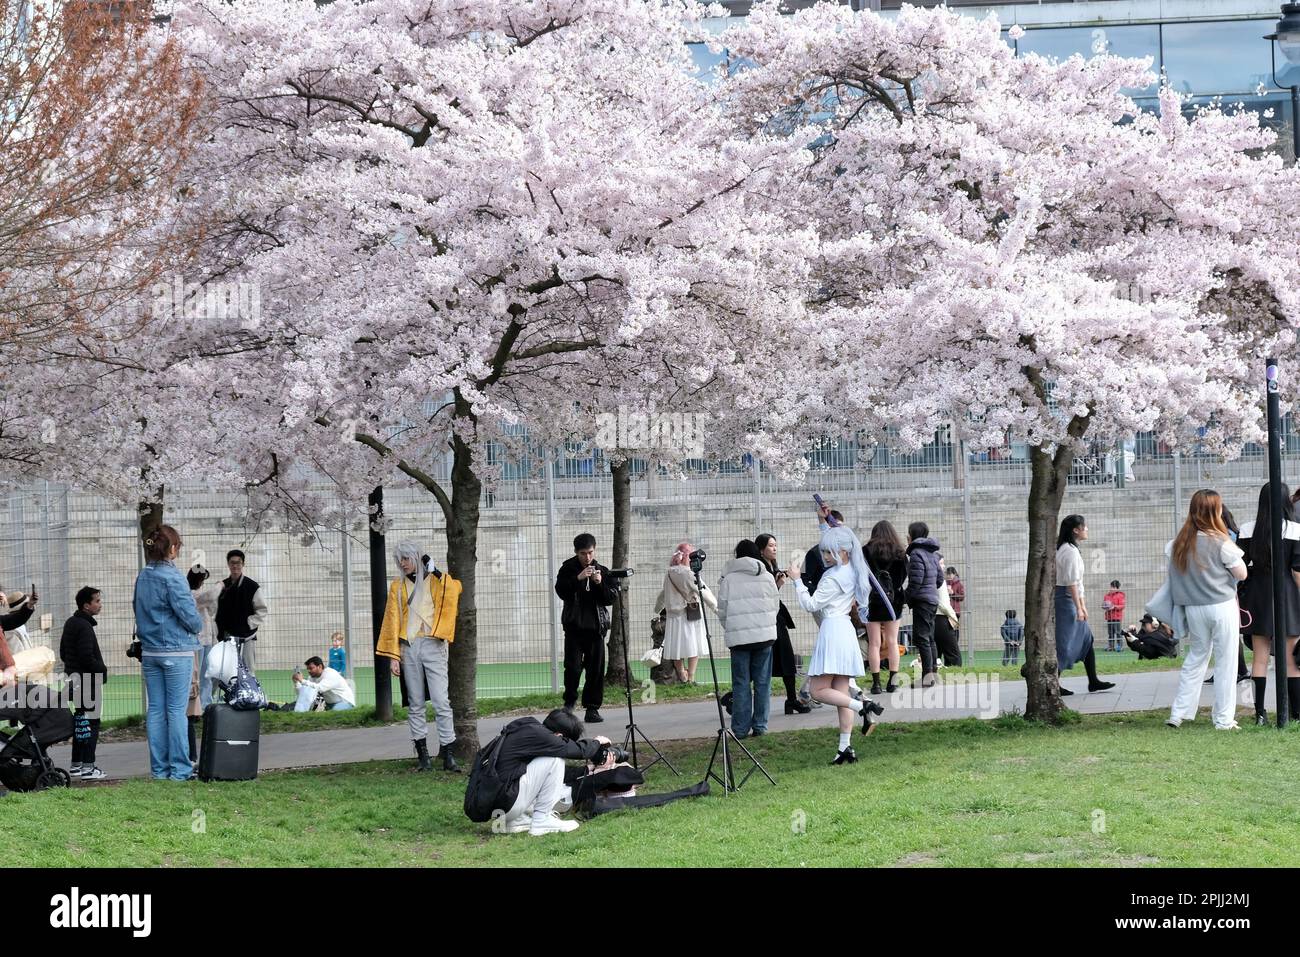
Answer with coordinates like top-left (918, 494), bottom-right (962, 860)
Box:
top-left (1055, 544), bottom-right (1084, 591)
top-left (1237, 520), bottom-right (1300, 542)
top-left (793, 563), bottom-right (857, 620)
top-left (298, 666), bottom-right (355, 706)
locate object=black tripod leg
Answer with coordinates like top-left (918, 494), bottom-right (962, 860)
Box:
top-left (725, 729), bottom-right (776, 789)
top-left (628, 722), bottom-right (679, 775)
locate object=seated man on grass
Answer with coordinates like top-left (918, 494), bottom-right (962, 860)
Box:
top-left (289, 656), bottom-right (356, 712)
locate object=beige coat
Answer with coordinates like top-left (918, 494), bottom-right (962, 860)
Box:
top-left (657, 565), bottom-right (717, 617)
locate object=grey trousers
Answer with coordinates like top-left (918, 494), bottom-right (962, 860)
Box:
top-left (237, 636), bottom-right (256, 675)
top-left (401, 636), bottom-right (454, 746)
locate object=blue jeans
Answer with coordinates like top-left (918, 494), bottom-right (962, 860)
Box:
top-left (328, 700), bottom-right (354, 711)
top-left (144, 655), bottom-right (195, 780)
top-left (730, 643), bottom-right (773, 736)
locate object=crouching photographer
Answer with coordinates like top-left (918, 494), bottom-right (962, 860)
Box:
top-left (466, 708), bottom-right (613, 836)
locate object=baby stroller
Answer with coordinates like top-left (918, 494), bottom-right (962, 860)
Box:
top-left (0, 704), bottom-right (75, 792)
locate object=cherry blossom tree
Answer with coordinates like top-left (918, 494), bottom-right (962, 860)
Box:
top-left (716, 1), bottom-right (1300, 720)
top-left (152, 0), bottom-right (815, 749)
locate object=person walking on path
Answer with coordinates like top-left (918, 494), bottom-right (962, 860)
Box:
top-left (1054, 515), bottom-right (1115, 696)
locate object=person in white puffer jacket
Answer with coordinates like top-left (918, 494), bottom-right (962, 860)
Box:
top-left (717, 540), bottom-right (779, 739)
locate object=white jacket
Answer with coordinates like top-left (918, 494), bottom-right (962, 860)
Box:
top-left (716, 557), bottom-right (778, 649)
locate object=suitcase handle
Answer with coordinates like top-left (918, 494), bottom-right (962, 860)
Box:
top-left (225, 740), bottom-right (252, 746)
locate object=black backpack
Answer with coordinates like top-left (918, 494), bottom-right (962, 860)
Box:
top-left (464, 724), bottom-right (519, 823)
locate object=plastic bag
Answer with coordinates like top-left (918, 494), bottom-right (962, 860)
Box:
top-left (205, 640), bottom-right (239, 685)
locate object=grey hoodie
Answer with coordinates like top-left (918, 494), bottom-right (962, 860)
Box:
top-left (716, 556), bottom-right (778, 649)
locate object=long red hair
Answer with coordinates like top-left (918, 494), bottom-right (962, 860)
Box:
top-left (1172, 489), bottom-right (1229, 572)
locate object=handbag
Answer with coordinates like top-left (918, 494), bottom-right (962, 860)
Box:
top-left (126, 635), bottom-right (142, 660)
top-left (641, 646), bottom-right (664, 666)
top-left (685, 600), bottom-right (702, 621)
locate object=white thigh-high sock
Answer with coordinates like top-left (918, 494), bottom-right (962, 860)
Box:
top-left (838, 731), bottom-right (852, 751)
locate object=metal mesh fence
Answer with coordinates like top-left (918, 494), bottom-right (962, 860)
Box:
top-left (5, 439), bottom-right (1293, 721)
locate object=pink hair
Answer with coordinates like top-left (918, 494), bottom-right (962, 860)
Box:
top-left (669, 542), bottom-right (694, 567)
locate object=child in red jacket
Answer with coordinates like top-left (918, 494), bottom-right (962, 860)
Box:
top-left (1102, 580), bottom-right (1126, 651)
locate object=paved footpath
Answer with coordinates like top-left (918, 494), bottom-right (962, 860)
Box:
top-left (38, 668), bottom-right (1248, 782)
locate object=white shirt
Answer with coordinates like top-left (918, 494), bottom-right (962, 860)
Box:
top-left (1055, 544), bottom-right (1084, 591)
top-left (794, 563), bottom-right (857, 620)
top-left (298, 666), bottom-right (355, 706)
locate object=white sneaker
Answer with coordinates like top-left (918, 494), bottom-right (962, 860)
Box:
top-left (1215, 721), bottom-right (1241, 731)
top-left (80, 766), bottom-right (107, 780)
top-left (529, 816), bottom-right (580, 836)
top-left (1165, 717), bottom-right (1181, 728)
top-left (502, 817), bottom-right (531, 834)
top-left (69, 763), bottom-right (82, 775)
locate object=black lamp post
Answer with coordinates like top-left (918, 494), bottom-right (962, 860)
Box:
top-left (1264, 2), bottom-right (1300, 163)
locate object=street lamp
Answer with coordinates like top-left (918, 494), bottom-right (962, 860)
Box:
top-left (1264, 2), bottom-right (1300, 163)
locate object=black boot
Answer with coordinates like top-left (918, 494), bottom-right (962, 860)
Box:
top-left (1254, 677), bottom-right (1268, 722)
top-left (413, 738), bottom-right (432, 772)
top-left (870, 673), bottom-right (883, 695)
top-left (784, 699), bottom-right (811, 714)
top-left (441, 739), bottom-right (460, 774)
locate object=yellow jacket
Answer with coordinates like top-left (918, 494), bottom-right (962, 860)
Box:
top-left (376, 572), bottom-right (461, 660)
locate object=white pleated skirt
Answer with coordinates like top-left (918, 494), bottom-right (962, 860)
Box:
top-left (662, 613), bottom-right (707, 660)
top-left (807, 615), bottom-right (865, 677)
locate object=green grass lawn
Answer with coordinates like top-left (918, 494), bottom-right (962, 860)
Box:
top-left (12, 711), bottom-right (1300, 867)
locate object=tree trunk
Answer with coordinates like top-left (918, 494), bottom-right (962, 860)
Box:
top-left (137, 490), bottom-right (164, 546)
top-left (605, 459), bottom-right (632, 687)
top-left (1023, 444), bottom-right (1074, 722)
top-left (445, 427), bottom-right (482, 755)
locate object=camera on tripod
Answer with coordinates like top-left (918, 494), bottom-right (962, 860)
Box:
top-left (607, 568), bottom-right (634, 580)
top-left (688, 549), bottom-right (706, 574)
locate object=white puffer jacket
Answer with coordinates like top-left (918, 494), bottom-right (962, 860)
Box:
top-left (716, 556), bottom-right (778, 649)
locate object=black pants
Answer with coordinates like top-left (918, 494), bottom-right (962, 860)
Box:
top-left (910, 601), bottom-right (938, 676)
top-left (563, 630), bottom-right (605, 710)
top-left (934, 615), bottom-right (962, 667)
top-left (188, 715), bottom-right (200, 763)
top-left (1002, 642), bottom-right (1020, 665)
top-left (71, 710), bottom-right (99, 765)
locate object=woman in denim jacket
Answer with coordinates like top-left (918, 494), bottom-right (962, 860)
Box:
top-left (133, 524), bottom-right (203, 780)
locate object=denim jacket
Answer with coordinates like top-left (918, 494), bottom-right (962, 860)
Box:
top-left (134, 561), bottom-right (203, 654)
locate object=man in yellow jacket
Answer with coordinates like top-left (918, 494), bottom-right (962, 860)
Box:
top-left (377, 541), bottom-right (462, 772)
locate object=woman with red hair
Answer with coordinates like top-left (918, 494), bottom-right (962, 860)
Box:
top-left (657, 543), bottom-right (715, 684)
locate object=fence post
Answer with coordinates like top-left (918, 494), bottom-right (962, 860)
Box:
top-left (545, 449), bottom-right (561, 694)
top-left (1172, 451), bottom-right (1183, 534)
top-left (340, 523), bottom-right (354, 695)
top-left (752, 457), bottom-right (762, 532)
top-left (958, 438), bottom-right (975, 665)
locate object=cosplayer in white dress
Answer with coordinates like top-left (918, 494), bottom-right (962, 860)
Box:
top-left (791, 524), bottom-right (886, 765)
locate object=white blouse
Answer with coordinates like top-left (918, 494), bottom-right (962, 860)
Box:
top-left (794, 564), bottom-right (857, 620)
top-left (1055, 544), bottom-right (1084, 592)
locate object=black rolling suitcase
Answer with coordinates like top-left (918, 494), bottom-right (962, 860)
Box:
top-left (198, 704), bottom-right (260, 781)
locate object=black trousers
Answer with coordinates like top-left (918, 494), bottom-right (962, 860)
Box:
top-left (910, 602), bottom-right (938, 676)
top-left (934, 615), bottom-right (963, 667)
top-left (71, 710), bottom-right (100, 765)
top-left (563, 630), bottom-right (605, 710)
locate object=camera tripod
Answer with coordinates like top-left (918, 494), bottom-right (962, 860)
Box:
top-left (692, 558), bottom-right (775, 794)
top-left (613, 578), bottom-right (678, 776)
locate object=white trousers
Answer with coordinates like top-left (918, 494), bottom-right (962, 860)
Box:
top-left (1169, 599), bottom-right (1239, 729)
top-left (502, 757), bottom-right (572, 829)
top-left (401, 636), bottom-right (454, 745)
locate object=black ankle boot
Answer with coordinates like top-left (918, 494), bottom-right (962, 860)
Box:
top-left (441, 739), bottom-right (460, 773)
top-left (861, 699), bottom-right (884, 735)
top-left (785, 699), bottom-right (810, 715)
top-left (413, 738), bottom-right (432, 772)
top-left (870, 673), bottom-right (883, 695)
top-left (885, 672), bottom-right (898, 693)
